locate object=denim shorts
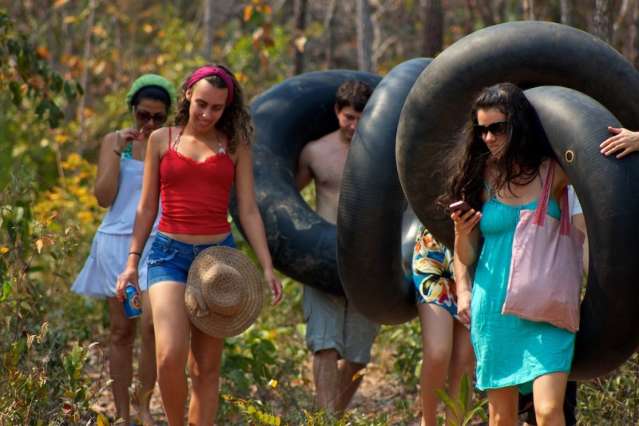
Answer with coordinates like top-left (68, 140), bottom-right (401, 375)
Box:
top-left (147, 232), bottom-right (236, 287)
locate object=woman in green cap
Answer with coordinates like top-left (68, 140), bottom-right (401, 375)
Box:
top-left (72, 73), bottom-right (175, 425)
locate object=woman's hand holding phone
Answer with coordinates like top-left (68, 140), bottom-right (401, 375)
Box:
top-left (450, 200), bottom-right (481, 236)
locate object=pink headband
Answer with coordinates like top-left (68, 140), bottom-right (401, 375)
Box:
top-left (186, 65), bottom-right (235, 105)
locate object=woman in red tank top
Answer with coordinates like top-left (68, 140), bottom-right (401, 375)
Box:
top-left (116, 64), bottom-right (283, 424)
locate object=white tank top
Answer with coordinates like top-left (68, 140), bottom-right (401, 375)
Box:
top-left (97, 158), bottom-right (158, 235)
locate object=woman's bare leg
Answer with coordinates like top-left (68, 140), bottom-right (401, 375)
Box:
top-left (446, 320), bottom-right (475, 425)
top-left (137, 291), bottom-right (157, 425)
top-left (533, 372), bottom-right (568, 426)
top-left (187, 325), bottom-right (224, 425)
top-left (149, 282), bottom-right (190, 425)
top-left (107, 297), bottom-right (137, 424)
top-left (418, 303), bottom-right (454, 426)
top-left (487, 387), bottom-right (518, 426)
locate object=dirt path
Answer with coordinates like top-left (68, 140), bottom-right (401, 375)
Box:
top-left (89, 347), bottom-right (421, 425)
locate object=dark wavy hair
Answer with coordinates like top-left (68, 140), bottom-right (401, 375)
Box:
top-left (335, 80), bottom-right (373, 112)
top-left (441, 82), bottom-right (554, 210)
top-left (174, 64), bottom-right (253, 154)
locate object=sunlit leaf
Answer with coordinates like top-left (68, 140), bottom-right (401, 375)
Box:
top-left (91, 24), bottom-right (107, 38)
top-left (26, 334), bottom-right (36, 350)
top-left (93, 60), bottom-right (106, 75)
top-left (63, 15), bottom-right (78, 24)
top-left (36, 46), bottom-right (50, 60)
top-left (243, 5), bottom-right (254, 22)
top-left (293, 36), bottom-right (307, 53)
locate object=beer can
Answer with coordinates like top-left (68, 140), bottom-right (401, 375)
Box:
top-left (123, 285), bottom-right (142, 319)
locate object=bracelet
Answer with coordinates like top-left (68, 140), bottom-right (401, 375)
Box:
top-left (114, 130), bottom-right (124, 156)
top-left (128, 251), bottom-right (142, 257)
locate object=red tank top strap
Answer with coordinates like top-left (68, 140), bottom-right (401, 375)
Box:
top-left (168, 126), bottom-right (177, 152)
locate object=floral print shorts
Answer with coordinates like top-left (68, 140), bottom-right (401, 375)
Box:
top-left (412, 226), bottom-right (458, 319)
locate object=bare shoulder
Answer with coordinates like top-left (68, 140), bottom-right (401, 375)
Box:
top-left (544, 158), bottom-right (568, 193)
top-left (101, 131), bottom-right (117, 147)
top-left (149, 126), bottom-right (173, 156)
top-left (302, 130), bottom-right (341, 158)
top-left (232, 140), bottom-right (251, 164)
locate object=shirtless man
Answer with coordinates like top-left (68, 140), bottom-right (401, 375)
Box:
top-left (295, 80), bottom-right (378, 415)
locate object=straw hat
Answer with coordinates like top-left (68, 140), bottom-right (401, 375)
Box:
top-left (185, 246), bottom-right (265, 337)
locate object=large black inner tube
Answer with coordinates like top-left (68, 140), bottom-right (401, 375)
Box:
top-left (396, 22), bottom-right (639, 378)
top-left (397, 29), bottom-right (639, 379)
top-left (337, 58), bottom-right (431, 324)
top-left (230, 71), bottom-right (380, 295)
top-left (397, 21), bottom-right (639, 249)
top-left (524, 86), bottom-right (639, 380)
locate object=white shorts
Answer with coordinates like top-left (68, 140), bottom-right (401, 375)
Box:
top-left (71, 232), bottom-right (153, 298)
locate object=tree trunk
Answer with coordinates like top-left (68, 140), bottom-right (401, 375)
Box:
top-left (613, 0), bottom-right (631, 49)
top-left (323, 0), bottom-right (337, 68)
top-left (474, 0), bottom-right (496, 26)
top-left (293, 0), bottom-right (307, 75)
top-left (76, 0), bottom-right (96, 150)
top-left (420, 0), bottom-right (443, 57)
top-left (522, 0), bottom-right (535, 20)
top-left (594, 0), bottom-right (614, 43)
top-left (356, 0), bottom-right (373, 72)
top-left (560, 0), bottom-right (574, 26)
top-left (464, 0), bottom-right (477, 34)
top-left (202, 0), bottom-right (214, 59)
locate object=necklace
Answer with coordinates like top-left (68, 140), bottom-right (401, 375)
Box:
top-left (214, 132), bottom-right (226, 154)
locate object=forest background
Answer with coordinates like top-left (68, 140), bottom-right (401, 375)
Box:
top-left (2, 0), bottom-right (639, 424)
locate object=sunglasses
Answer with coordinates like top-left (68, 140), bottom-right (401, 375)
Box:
top-left (474, 121), bottom-right (508, 137)
top-left (135, 109), bottom-right (167, 125)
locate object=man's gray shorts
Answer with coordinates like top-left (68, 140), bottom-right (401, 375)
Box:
top-left (303, 285), bottom-right (379, 365)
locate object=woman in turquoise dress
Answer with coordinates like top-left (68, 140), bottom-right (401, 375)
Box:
top-left (443, 83), bottom-right (574, 426)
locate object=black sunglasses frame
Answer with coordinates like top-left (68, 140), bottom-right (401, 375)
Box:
top-left (134, 108), bottom-right (167, 125)
top-left (474, 121), bottom-right (509, 138)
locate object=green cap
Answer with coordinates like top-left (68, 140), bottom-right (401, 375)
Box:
top-left (126, 73), bottom-right (177, 110)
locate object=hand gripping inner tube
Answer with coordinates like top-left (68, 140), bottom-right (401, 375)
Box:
top-left (524, 86), bottom-right (639, 380)
top-left (230, 71), bottom-right (380, 295)
top-left (397, 21), bottom-right (639, 249)
top-left (337, 58), bottom-right (431, 324)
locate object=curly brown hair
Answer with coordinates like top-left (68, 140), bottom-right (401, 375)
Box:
top-left (174, 64), bottom-right (253, 154)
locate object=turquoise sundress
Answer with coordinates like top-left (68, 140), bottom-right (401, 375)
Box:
top-left (471, 195), bottom-right (575, 394)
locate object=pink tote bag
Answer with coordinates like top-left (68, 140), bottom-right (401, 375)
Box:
top-left (502, 162), bottom-right (584, 332)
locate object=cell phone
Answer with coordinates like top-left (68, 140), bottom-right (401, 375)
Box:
top-left (449, 200), bottom-right (472, 215)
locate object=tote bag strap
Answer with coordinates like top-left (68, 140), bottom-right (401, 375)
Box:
top-left (559, 186), bottom-right (571, 236)
top-left (532, 161), bottom-right (555, 226)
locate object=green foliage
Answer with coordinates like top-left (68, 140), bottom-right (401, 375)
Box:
top-left (578, 353), bottom-right (639, 423)
top-left (0, 10), bottom-right (103, 423)
top-left (384, 320), bottom-right (422, 389)
top-left (435, 375), bottom-right (487, 425)
top-left (2, 2), bottom-right (639, 424)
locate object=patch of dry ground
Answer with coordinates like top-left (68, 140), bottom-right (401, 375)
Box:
top-left (89, 337), bottom-right (422, 425)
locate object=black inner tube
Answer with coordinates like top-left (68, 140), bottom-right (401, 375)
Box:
top-left (230, 70), bottom-right (380, 295)
top-left (524, 86), bottom-right (639, 380)
top-left (396, 22), bottom-right (639, 378)
top-left (397, 21), bottom-right (639, 249)
top-left (338, 58), bottom-right (431, 324)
